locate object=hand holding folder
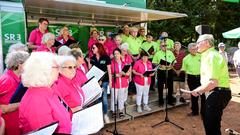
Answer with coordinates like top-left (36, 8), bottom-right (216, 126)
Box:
top-left (121, 64), bottom-right (131, 73)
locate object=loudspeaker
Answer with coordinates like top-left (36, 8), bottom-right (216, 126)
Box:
top-left (195, 25), bottom-right (210, 35)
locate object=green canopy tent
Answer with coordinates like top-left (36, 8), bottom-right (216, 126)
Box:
top-left (222, 27), bottom-right (240, 39)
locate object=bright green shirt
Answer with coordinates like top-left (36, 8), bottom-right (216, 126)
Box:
top-left (121, 34), bottom-right (130, 43)
top-left (200, 47), bottom-right (230, 88)
top-left (156, 38), bottom-right (174, 50)
top-left (141, 41), bottom-right (159, 58)
top-left (152, 50), bottom-right (175, 70)
top-left (126, 35), bottom-right (142, 55)
top-left (137, 36), bottom-right (146, 43)
top-left (181, 53), bottom-right (201, 75)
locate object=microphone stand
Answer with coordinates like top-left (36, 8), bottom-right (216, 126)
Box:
top-left (107, 58), bottom-right (123, 135)
top-left (152, 41), bottom-right (184, 130)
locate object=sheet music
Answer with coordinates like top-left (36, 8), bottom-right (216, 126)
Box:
top-left (72, 102), bottom-right (104, 135)
top-left (86, 66), bottom-right (105, 81)
top-left (82, 77), bottom-right (102, 106)
top-left (27, 122), bottom-right (58, 135)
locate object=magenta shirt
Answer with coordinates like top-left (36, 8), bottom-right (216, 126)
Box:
top-left (19, 87), bottom-right (71, 134)
top-left (28, 28), bottom-right (48, 47)
top-left (0, 70), bottom-right (21, 135)
top-left (56, 35), bottom-right (75, 45)
top-left (88, 37), bottom-right (98, 58)
top-left (133, 59), bottom-right (152, 86)
top-left (111, 59), bottom-right (129, 89)
top-left (122, 54), bottom-right (133, 64)
top-left (0, 109), bottom-right (2, 126)
top-left (53, 74), bottom-right (85, 109)
top-left (75, 68), bottom-right (88, 86)
top-left (35, 44), bottom-right (56, 53)
top-left (104, 39), bottom-right (117, 56)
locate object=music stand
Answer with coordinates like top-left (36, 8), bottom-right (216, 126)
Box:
top-left (107, 58), bottom-right (123, 135)
top-left (152, 42), bottom-right (184, 130)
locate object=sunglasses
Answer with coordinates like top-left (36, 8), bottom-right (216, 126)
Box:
top-left (98, 39), bottom-right (105, 41)
top-left (62, 66), bottom-right (77, 69)
top-left (161, 45), bottom-right (167, 47)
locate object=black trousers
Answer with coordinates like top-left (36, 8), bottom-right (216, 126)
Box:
top-left (157, 69), bottom-right (174, 103)
top-left (187, 74), bottom-right (206, 116)
top-left (204, 88), bottom-right (231, 135)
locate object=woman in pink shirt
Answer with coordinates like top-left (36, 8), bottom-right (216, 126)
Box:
top-left (88, 28), bottom-right (99, 58)
top-left (36, 33), bottom-right (56, 53)
top-left (104, 33), bottom-right (118, 59)
top-left (0, 51), bottom-right (29, 135)
top-left (119, 42), bottom-right (133, 103)
top-left (19, 52), bottom-right (71, 134)
top-left (53, 56), bottom-right (85, 114)
top-left (71, 49), bottom-right (88, 86)
top-left (110, 48), bottom-right (130, 118)
top-left (132, 50), bottom-right (154, 113)
top-left (56, 26), bottom-right (76, 47)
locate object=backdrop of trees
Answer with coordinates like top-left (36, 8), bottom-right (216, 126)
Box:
top-left (146, 0), bottom-right (240, 47)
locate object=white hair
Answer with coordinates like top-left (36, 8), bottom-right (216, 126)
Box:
top-left (120, 42), bottom-right (129, 50)
top-left (41, 33), bottom-right (55, 44)
top-left (114, 35), bottom-right (122, 42)
top-left (58, 55), bottom-right (77, 67)
top-left (5, 51), bottom-right (29, 70)
top-left (197, 34), bottom-right (214, 46)
top-left (188, 43), bottom-right (197, 51)
top-left (22, 52), bottom-right (59, 87)
top-left (58, 45), bottom-right (71, 56)
top-left (8, 42), bottom-right (28, 53)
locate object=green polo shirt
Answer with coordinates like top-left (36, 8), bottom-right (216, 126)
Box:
top-left (121, 34), bottom-right (130, 43)
top-left (152, 50), bottom-right (175, 70)
top-left (200, 47), bottom-right (229, 88)
top-left (138, 35), bottom-right (146, 43)
top-left (181, 53), bottom-right (201, 75)
top-left (126, 35), bottom-right (142, 55)
top-left (141, 41), bottom-right (159, 58)
top-left (156, 38), bottom-right (174, 50)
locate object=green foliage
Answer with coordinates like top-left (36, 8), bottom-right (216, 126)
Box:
top-left (147, 0), bottom-right (240, 46)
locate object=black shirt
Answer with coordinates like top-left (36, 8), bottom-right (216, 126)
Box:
top-left (90, 55), bottom-right (111, 82)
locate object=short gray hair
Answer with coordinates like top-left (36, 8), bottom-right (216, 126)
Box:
top-left (58, 45), bottom-right (71, 56)
top-left (41, 33), bottom-right (55, 44)
top-left (58, 55), bottom-right (76, 67)
top-left (22, 52), bottom-right (59, 87)
top-left (5, 51), bottom-right (29, 70)
top-left (197, 34), bottom-right (214, 46)
top-left (119, 42), bottom-right (129, 50)
top-left (8, 42), bottom-right (28, 53)
top-left (188, 43), bottom-right (197, 51)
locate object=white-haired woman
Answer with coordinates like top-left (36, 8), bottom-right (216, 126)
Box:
top-left (119, 43), bottom-right (133, 103)
top-left (8, 42), bottom-right (28, 53)
top-left (36, 33), bottom-right (56, 53)
top-left (58, 45), bottom-right (71, 56)
top-left (19, 52), bottom-right (71, 134)
top-left (53, 55), bottom-right (85, 114)
top-left (56, 26), bottom-right (76, 47)
top-left (71, 49), bottom-right (88, 86)
top-left (0, 51), bottom-right (29, 135)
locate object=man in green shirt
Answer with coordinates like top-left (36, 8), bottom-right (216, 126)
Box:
top-left (191, 34), bottom-right (231, 135)
top-left (181, 43), bottom-right (205, 117)
top-left (121, 25), bottom-right (130, 43)
top-left (156, 32), bottom-right (174, 52)
top-left (137, 27), bottom-right (146, 43)
top-left (152, 42), bottom-right (176, 106)
top-left (141, 34), bottom-right (159, 60)
top-left (126, 27), bottom-right (142, 61)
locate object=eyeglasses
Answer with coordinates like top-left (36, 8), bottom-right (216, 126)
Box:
top-left (98, 39), bottom-right (105, 41)
top-left (62, 66), bottom-right (77, 70)
top-left (52, 66), bottom-right (59, 69)
top-left (161, 45), bottom-right (167, 47)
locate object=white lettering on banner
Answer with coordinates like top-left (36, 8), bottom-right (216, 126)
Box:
top-left (4, 34), bottom-right (21, 41)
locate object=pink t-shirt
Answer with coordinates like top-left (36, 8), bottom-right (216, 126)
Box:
top-left (0, 70), bottom-right (21, 135)
top-left (28, 28), bottom-right (48, 47)
top-left (111, 59), bottom-right (129, 89)
top-left (75, 68), bottom-right (88, 86)
top-left (122, 54), bottom-right (133, 65)
top-left (133, 59), bottom-right (152, 86)
top-left (53, 74), bottom-right (85, 109)
top-left (35, 44), bottom-right (56, 53)
top-left (19, 87), bottom-right (71, 134)
top-left (88, 37), bottom-right (98, 58)
top-left (104, 39), bottom-right (117, 56)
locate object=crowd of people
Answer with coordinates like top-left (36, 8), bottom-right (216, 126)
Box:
top-left (0, 17), bottom-right (238, 135)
